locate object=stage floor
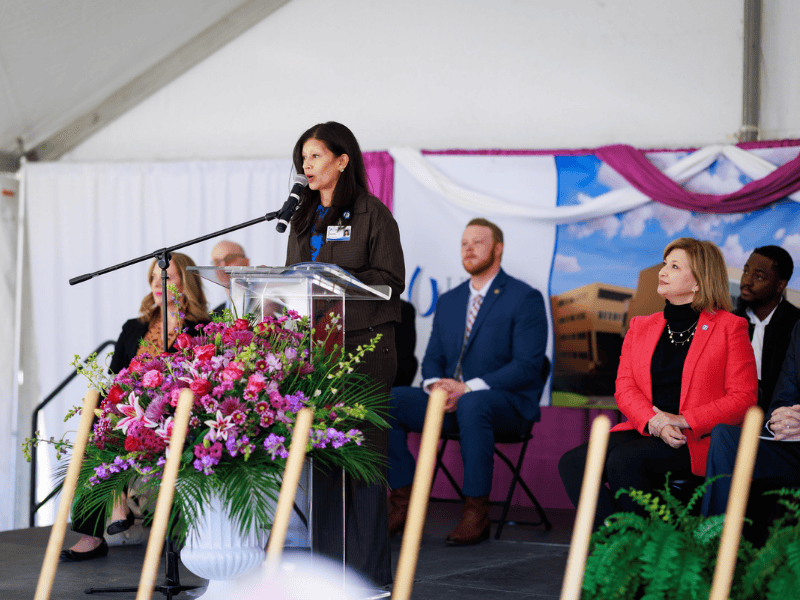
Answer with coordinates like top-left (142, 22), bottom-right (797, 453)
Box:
top-left (1, 504), bottom-right (575, 599)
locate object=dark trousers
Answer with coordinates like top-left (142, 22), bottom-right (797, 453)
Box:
top-left (558, 430), bottom-right (692, 531)
top-left (387, 387), bottom-right (531, 497)
top-left (312, 323), bottom-right (395, 587)
top-left (702, 423), bottom-right (800, 517)
top-left (71, 497), bottom-right (108, 538)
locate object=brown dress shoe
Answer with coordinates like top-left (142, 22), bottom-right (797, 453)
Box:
top-left (446, 495), bottom-right (490, 546)
top-left (388, 485), bottom-right (412, 537)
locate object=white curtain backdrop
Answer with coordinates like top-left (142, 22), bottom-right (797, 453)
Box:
top-left (24, 159), bottom-right (293, 525)
top-left (0, 172), bottom-right (30, 532)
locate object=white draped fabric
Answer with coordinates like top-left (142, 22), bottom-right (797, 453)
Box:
top-left (389, 145), bottom-right (800, 223)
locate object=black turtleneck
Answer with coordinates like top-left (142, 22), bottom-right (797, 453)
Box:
top-left (651, 301), bottom-right (701, 415)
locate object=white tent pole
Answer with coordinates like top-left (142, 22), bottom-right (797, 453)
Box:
top-left (11, 157), bottom-right (27, 526)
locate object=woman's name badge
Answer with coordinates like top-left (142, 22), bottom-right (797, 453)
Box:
top-left (327, 226), bottom-right (351, 241)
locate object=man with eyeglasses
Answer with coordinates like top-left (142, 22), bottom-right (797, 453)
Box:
top-left (211, 240), bottom-right (250, 313)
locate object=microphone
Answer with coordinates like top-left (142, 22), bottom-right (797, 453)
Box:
top-left (276, 174), bottom-right (308, 233)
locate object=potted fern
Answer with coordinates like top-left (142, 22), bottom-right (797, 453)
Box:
top-left (582, 477), bottom-right (800, 600)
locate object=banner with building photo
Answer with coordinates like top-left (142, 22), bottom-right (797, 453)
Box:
top-left (550, 146), bottom-right (800, 398)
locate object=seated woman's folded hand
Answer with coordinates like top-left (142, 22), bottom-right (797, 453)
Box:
top-left (659, 423), bottom-right (688, 449)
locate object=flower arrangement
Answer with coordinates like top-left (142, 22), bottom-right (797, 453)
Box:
top-left (26, 309), bottom-right (388, 542)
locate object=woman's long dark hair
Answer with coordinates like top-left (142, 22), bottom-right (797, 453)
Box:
top-left (290, 122), bottom-right (369, 235)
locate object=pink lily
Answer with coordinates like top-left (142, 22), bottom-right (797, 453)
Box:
top-left (114, 393), bottom-right (155, 434)
top-left (204, 410), bottom-right (236, 443)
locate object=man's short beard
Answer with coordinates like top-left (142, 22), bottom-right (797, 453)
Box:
top-left (737, 293), bottom-right (779, 312)
top-left (464, 254), bottom-right (496, 276)
top-left (736, 296), bottom-right (751, 312)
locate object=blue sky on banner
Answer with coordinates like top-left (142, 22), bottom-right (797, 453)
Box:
top-left (551, 147), bottom-right (800, 296)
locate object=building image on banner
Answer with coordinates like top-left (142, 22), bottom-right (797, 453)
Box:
top-left (550, 147), bottom-right (800, 398)
top-left (551, 283), bottom-right (633, 395)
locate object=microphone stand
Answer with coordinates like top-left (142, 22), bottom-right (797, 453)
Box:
top-left (71, 209), bottom-right (285, 598)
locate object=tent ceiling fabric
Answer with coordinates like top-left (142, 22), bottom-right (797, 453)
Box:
top-left (0, 0), bottom-right (290, 160)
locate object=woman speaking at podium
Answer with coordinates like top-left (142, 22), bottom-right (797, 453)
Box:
top-left (285, 122), bottom-right (405, 587)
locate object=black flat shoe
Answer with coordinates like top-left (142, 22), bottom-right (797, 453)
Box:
top-left (106, 510), bottom-right (135, 535)
top-left (60, 538), bottom-right (108, 562)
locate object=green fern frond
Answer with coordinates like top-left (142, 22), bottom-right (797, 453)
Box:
top-left (585, 534), bottom-right (646, 599)
top-left (765, 567), bottom-right (797, 600)
top-left (692, 514), bottom-right (725, 545)
top-left (671, 547), bottom-right (709, 600)
top-left (785, 537), bottom-right (800, 580)
top-left (740, 526), bottom-right (794, 594)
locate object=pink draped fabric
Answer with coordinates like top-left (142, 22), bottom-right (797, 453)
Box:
top-left (595, 143), bottom-right (800, 213)
top-left (363, 151), bottom-right (394, 211)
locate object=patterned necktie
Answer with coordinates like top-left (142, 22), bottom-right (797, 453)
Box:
top-left (464, 294), bottom-right (483, 343)
top-left (454, 294), bottom-right (483, 381)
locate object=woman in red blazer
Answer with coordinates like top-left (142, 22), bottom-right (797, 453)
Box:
top-left (559, 237), bottom-right (757, 529)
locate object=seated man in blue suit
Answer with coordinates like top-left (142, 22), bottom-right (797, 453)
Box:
top-left (387, 218), bottom-right (548, 545)
top-left (702, 320), bottom-right (800, 518)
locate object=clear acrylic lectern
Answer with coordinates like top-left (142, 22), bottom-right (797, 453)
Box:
top-left (190, 262), bottom-right (391, 591)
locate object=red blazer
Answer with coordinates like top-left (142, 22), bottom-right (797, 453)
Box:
top-left (611, 309), bottom-right (758, 475)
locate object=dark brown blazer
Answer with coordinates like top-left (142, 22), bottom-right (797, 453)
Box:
top-left (285, 191), bottom-right (405, 333)
top-left (286, 190), bottom-right (404, 585)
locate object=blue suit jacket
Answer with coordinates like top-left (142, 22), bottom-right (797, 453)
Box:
top-left (421, 268), bottom-right (548, 422)
top-left (767, 320), bottom-right (800, 424)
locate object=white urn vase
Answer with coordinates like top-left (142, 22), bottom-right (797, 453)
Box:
top-left (180, 492), bottom-right (269, 599)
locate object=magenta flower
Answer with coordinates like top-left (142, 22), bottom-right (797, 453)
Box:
top-left (193, 344), bottom-right (216, 362)
top-left (220, 363), bottom-right (244, 381)
top-left (246, 373), bottom-right (266, 394)
top-left (142, 369), bottom-right (164, 388)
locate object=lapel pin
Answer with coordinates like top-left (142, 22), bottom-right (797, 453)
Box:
top-left (343, 211), bottom-right (351, 219)
top-left (494, 289), bottom-right (500, 294)
top-left (702, 324), bottom-right (708, 330)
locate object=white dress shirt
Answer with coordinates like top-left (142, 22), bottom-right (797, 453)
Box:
top-left (423, 273), bottom-right (498, 393)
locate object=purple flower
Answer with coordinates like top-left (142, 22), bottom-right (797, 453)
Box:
top-left (347, 429), bottom-right (364, 446)
top-left (310, 430), bottom-right (328, 449)
top-left (284, 391), bottom-right (307, 412)
top-left (225, 435), bottom-right (238, 456)
top-left (326, 428), bottom-right (347, 449)
top-left (264, 433), bottom-right (288, 459)
top-left (193, 455), bottom-right (218, 475)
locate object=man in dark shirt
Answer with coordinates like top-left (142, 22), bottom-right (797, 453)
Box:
top-left (735, 246), bottom-right (800, 412)
top-left (393, 299), bottom-right (418, 387)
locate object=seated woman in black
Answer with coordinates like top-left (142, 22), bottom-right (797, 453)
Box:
top-left (60, 252), bottom-right (210, 561)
